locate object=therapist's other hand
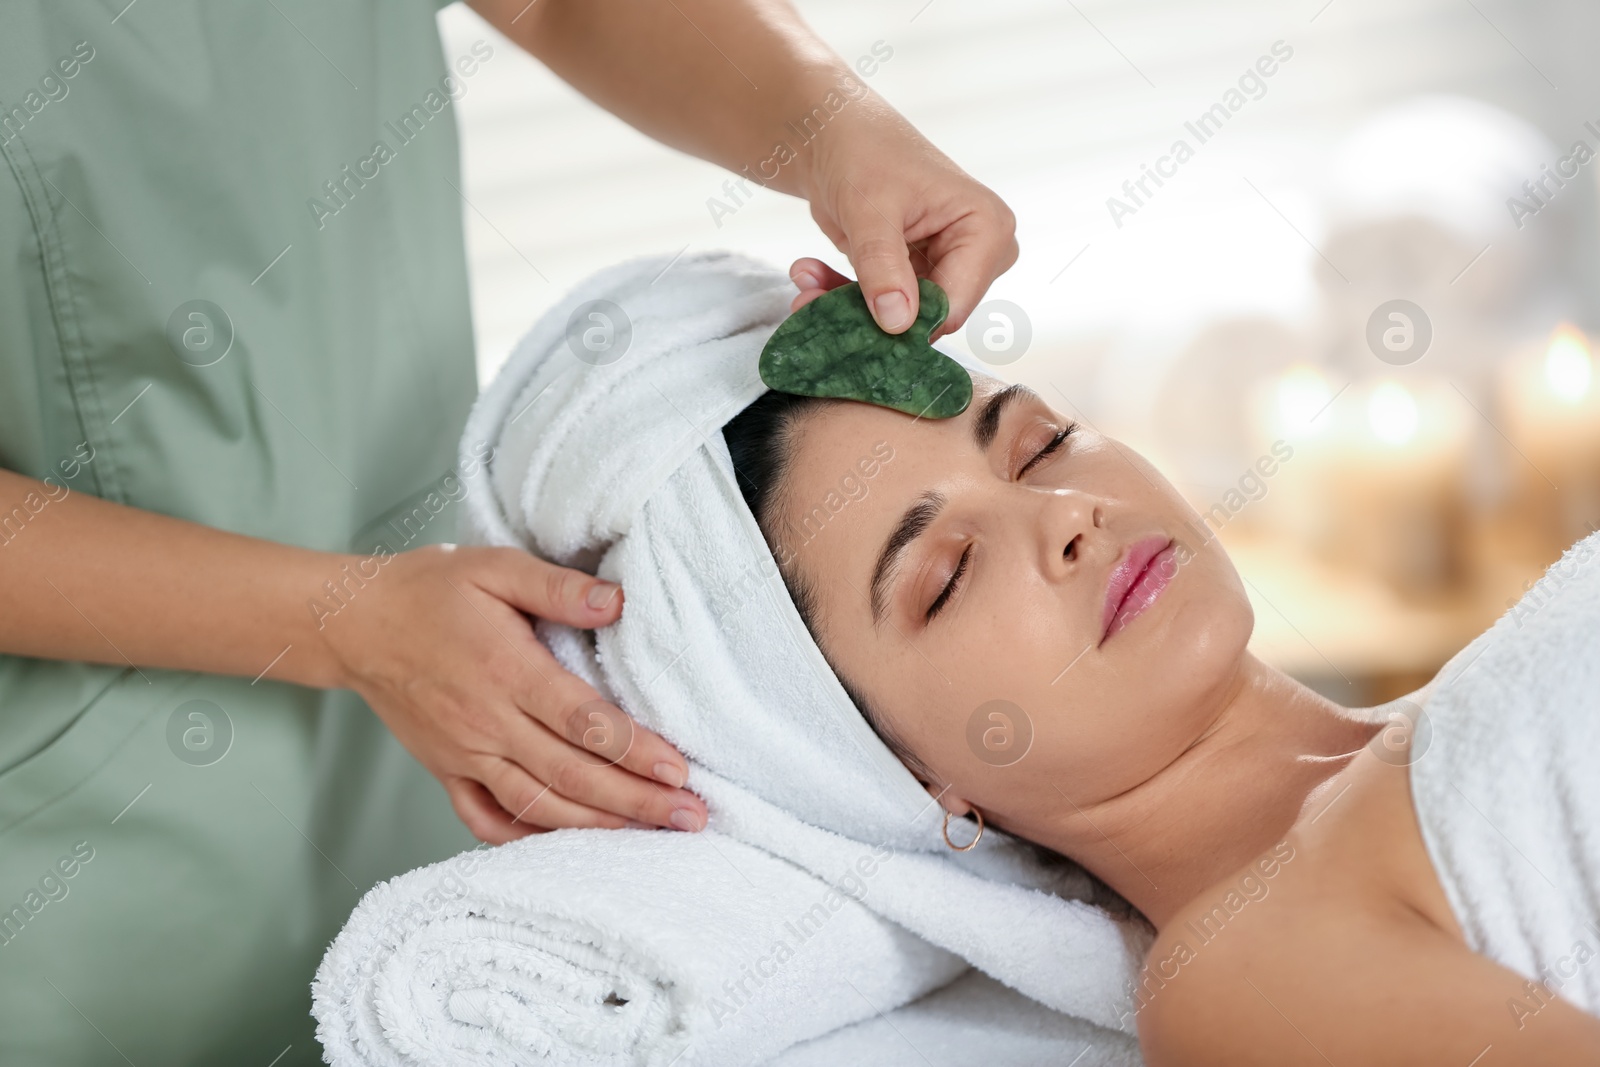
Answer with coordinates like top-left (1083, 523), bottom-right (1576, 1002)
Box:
top-left (793, 104), bottom-right (1017, 339)
top-left (318, 544), bottom-right (706, 845)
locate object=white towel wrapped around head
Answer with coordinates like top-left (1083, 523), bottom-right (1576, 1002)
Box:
top-left (460, 250), bottom-right (1149, 1003)
top-left (461, 250), bottom-right (941, 850)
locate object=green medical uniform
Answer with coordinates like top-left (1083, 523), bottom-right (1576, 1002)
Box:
top-left (0, 4), bottom-right (484, 1063)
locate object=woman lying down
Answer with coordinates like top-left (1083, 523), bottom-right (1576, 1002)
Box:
top-left (349, 252), bottom-right (1600, 1066)
top-left (720, 345), bottom-right (1600, 1058)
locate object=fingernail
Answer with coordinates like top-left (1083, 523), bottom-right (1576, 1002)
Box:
top-left (653, 761), bottom-right (686, 789)
top-left (874, 291), bottom-right (911, 331)
top-left (792, 269), bottom-right (820, 291)
top-left (669, 808), bottom-right (701, 832)
top-left (586, 581), bottom-right (621, 610)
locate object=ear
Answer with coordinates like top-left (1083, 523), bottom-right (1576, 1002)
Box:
top-left (923, 781), bottom-right (976, 818)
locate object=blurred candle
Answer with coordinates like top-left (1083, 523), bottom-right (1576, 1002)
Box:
top-left (1246, 364), bottom-right (1338, 546)
top-left (1275, 365), bottom-right (1336, 439)
top-left (1256, 371), bottom-right (1472, 597)
top-left (1367, 381), bottom-right (1420, 446)
top-left (1501, 323), bottom-right (1600, 553)
top-left (1546, 327), bottom-right (1594, 403)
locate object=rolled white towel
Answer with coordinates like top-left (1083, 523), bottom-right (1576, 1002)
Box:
top-left (312, 824), bottom-right (966, 1067)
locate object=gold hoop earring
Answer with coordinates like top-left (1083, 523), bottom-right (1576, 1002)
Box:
top-left (942, 809), bottom-right (984, 852)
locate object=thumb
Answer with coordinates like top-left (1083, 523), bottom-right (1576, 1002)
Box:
top-left (478, 547), bottom-right (623, 629)
top-left (839, 194), bottom-right (920, 334)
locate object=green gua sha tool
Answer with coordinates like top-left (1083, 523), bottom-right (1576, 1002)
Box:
top-left (759, 277), bottom-right (972, 419)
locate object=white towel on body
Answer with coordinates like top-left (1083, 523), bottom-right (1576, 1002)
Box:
top-left (313, 251), bottom-right (1149, 1067)
top-left (1411, 531), bottom-right (1600, 1021)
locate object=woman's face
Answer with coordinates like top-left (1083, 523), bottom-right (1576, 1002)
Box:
top-left (769, 375), bottom-right (1255, 835)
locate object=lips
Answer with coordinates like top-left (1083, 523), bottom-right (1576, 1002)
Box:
top-left (1101, 536), bottom-right (1177, 643)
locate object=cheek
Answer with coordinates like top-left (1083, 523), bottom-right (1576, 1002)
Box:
top-left (831, 615), bottom-right (1022, 791)
top-left (908, 574), bottom-right (1084, 743)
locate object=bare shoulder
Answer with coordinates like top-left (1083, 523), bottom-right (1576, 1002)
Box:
top-left (1135, 750), bottom-right (1600, 1066)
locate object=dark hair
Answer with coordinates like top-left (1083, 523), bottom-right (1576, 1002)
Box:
top-left (724, 391), bottom-right (934, 782)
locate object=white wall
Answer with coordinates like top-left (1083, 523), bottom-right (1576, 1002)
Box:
top-left (437, 0), bottom-right (1597, 415)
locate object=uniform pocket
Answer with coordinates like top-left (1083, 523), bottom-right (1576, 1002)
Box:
top-left (0, 662), bottom-right (188, 838)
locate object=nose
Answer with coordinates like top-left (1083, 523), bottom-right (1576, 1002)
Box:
top-left (1038, 487), bottom-right (1103, 578)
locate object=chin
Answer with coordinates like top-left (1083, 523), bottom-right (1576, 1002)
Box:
top-left (1126, 565), bottom-right (1254, 748)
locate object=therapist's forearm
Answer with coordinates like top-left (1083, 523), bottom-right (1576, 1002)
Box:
top-left (0, 467), bottom-right (348, 689)
top-left (0, 465), bottom-right (708, 834)
top-left (475, 0), bottom-right (870, 199)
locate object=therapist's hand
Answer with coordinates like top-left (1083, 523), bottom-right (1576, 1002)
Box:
top-left (477, 0), bottom-right (1014, 342)
top-left (318, 544), bottom-right (706, 845)
top-left (790, 104), bottom-right (1018, 339)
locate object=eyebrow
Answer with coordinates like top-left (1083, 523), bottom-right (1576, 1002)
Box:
top-left (973, 383), bottom-right (1034, 451)
top-left (869, 491), bottom-right (946, 624)
top-left (867, 384), bottom-right (1040, 624)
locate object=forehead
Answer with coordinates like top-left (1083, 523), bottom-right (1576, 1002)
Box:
top-left (785, 371), bottom-right (1007, 468)
top-left (773, 372), bottom-right (1007, 563)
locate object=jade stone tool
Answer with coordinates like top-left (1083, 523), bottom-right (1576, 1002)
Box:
top-left (758, 278), bottom-right (973, 419)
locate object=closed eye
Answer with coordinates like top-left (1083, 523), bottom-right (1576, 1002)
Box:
top-left (1018, 423), bottom-right (1076, 478)
top-left (926, 544), bottom-right (971, 621)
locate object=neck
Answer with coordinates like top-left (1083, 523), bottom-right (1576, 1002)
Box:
top-left (1033, 654), bottom-right (1379, 929)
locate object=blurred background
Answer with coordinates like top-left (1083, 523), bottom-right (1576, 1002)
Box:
top-left (438, 0), bottom-right (1600, 705)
